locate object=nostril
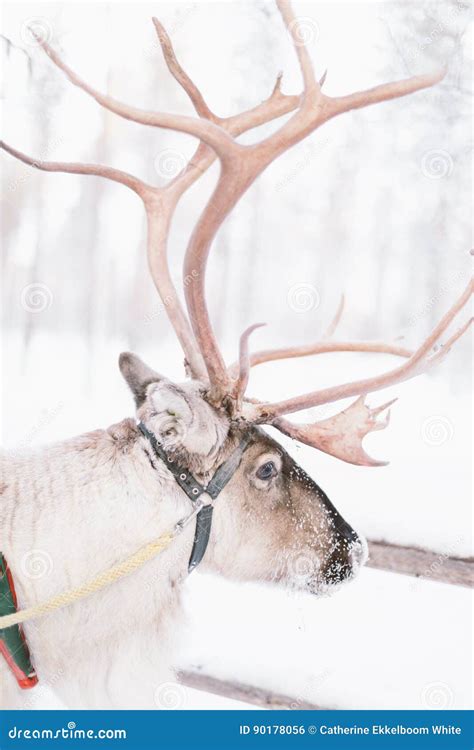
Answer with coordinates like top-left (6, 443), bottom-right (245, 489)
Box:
top-left (336, 518), bottom-right (359, 545)
top-left (322, 531), bottom-right (367, 586)
top-left (323, 557), bottom-right (353, 584)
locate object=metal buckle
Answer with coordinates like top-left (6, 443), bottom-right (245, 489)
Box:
top-left (174, 503), bottom-right (203, 534)
top-left (174, 493), bottom-right (213, 534)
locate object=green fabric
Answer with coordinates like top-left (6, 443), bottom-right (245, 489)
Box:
top-left (0, 553), bottom-right (36, 679)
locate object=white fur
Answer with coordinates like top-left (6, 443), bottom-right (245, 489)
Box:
top-left (0, 422), bottom-right (193, 709)
top-left (0, 360), bottom-right (364, 708)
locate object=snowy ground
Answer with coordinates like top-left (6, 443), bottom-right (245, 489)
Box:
top-left (178, 565), bottom-right (472, 710)
top-left (1, 331), bottom-right (472, 709)
top-left (10, 567), bottom-right (472, 711)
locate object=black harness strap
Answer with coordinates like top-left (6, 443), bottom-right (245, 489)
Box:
top-left (188, 505), bottom-right (214, 573)
top-left (138, 422), bottom-right (251, 572)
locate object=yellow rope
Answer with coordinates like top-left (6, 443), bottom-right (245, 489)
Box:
top-left (0, 533), bottom-right (174, 630)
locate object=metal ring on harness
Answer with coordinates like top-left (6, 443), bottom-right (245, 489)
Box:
top-left (137, 422), bottom-right (252, 572)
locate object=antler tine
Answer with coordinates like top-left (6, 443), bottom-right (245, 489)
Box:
top-left (276, 0), bottom-right (318, 96)
top-left (323, 294), bottom-right (345, 339)
top-left (329, 69), bottom-right (446, 118)
top-left (273, 396), bottom-right (398, 467)
top-left (232, 323), bottom-right (266, 406)
top-left (151, 17), bottom-right (214, 120)
top-left (417, 315), bottom-right (473, 372)
top-left (0, 140), bottom-right (150, 196)
top-left (227, 340), bottom-right (413, 378)
top-left (31, 28), bottom-right (235, 160)
top-left (245, 279), bottom-right (473, 422)
top-left (226, 294), bottom-right (411, 378)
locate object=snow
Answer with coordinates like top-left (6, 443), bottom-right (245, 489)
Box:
top-left (178, 566), bottom-right (472, 710)
top-left (20, 567), bottom-right (472, 710)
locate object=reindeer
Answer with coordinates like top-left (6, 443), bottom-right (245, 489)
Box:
top-left (0, 1), bottom-right (471, 710)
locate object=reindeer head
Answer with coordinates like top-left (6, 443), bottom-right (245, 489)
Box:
top-left (120, 352), bottom-right (366, 594)
top-left (3, 3), bottom-right (470, 593)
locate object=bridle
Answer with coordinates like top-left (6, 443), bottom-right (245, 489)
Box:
top-left (138, 422), bottom-right (252, 572)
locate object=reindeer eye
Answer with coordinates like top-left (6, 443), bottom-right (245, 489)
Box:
top-left (256, 461), bottom-right (277, 480)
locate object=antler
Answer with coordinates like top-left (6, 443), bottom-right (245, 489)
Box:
top-left (181, 0), bottom-right (445, 399)
top-left (3, 2), bottom-right (468, 467)
top-left (231, 323), bottom-right (267, 410)
top-left (244, 281), bottom-right (472, 465)
top-left (246, 279), bottom-right (473, 421)
top-left (227, 294), bottom-right (412, 378)
top-left (273, 397), bottom-right (398, 467)
top-left (1, 15), bottom-right (300, 380)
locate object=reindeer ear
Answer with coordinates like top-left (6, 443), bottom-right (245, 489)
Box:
top-left (119, 352), bottom-right (164, 408)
